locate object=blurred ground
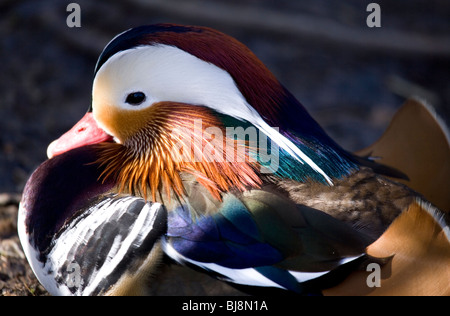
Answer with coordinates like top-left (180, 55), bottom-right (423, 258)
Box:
top-left (0, 0), bottom-right (449, 295)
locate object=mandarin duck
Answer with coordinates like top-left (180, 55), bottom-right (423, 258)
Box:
top-left (18, 24), bottom-right (450, 296)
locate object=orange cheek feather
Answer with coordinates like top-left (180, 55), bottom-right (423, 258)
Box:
top-left (94, 102), bottom-right (262, 201)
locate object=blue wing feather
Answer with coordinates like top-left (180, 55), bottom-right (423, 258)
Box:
top-left (167, 201), bottom-right (283, 269)
top-left (163, 187), bottom-right (372, 293)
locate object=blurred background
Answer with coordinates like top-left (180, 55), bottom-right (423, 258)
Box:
top-left (0, 0), bottom-right (449, 295)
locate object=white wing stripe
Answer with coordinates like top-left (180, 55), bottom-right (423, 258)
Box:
top-left (163, 239), bottom-right (290, 290)
top-left (84, 201), bottom-right (161, 294)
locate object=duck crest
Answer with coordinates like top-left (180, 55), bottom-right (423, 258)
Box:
top-left (94, 102), bottom-right (262, 201)
top-left (96, 24), bottom-right (306, 128)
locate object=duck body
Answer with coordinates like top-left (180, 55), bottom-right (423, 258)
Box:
top-left (19, 24), bottom-right (450, 296)
top-left (19, 145), bottom-right (416, 295)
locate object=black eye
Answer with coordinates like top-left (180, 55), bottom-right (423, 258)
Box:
top-left (125, 92), bottom-right (146, 106)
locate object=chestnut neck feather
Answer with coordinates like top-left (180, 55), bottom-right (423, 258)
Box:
top-left (94, 102), bottom-right (261, 201)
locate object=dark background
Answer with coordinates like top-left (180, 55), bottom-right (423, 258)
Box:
top-left (0, 0), bottom-right (449, 295)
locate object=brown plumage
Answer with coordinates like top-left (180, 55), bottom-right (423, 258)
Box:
top-left (356, 98), bottom-right (450, 212)
top-left (322, 98), bottom-right (450, 295)
top-left (276, 167), bottom-right (417, 240)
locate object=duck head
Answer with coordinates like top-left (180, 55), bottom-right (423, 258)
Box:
top-left (47, 24), bottom-right (356, 200)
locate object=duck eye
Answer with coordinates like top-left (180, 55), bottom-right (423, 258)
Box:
top-left (125, 92), bottom-right (146, 106)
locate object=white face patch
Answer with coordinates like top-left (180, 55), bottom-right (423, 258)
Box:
top-left (93, 44), bottom-right (255, 118)
top-left (92, 44), bottom-right (332, 184)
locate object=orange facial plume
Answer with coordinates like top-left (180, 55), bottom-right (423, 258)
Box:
top-left (94, 102), bottom-right (262, 201)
